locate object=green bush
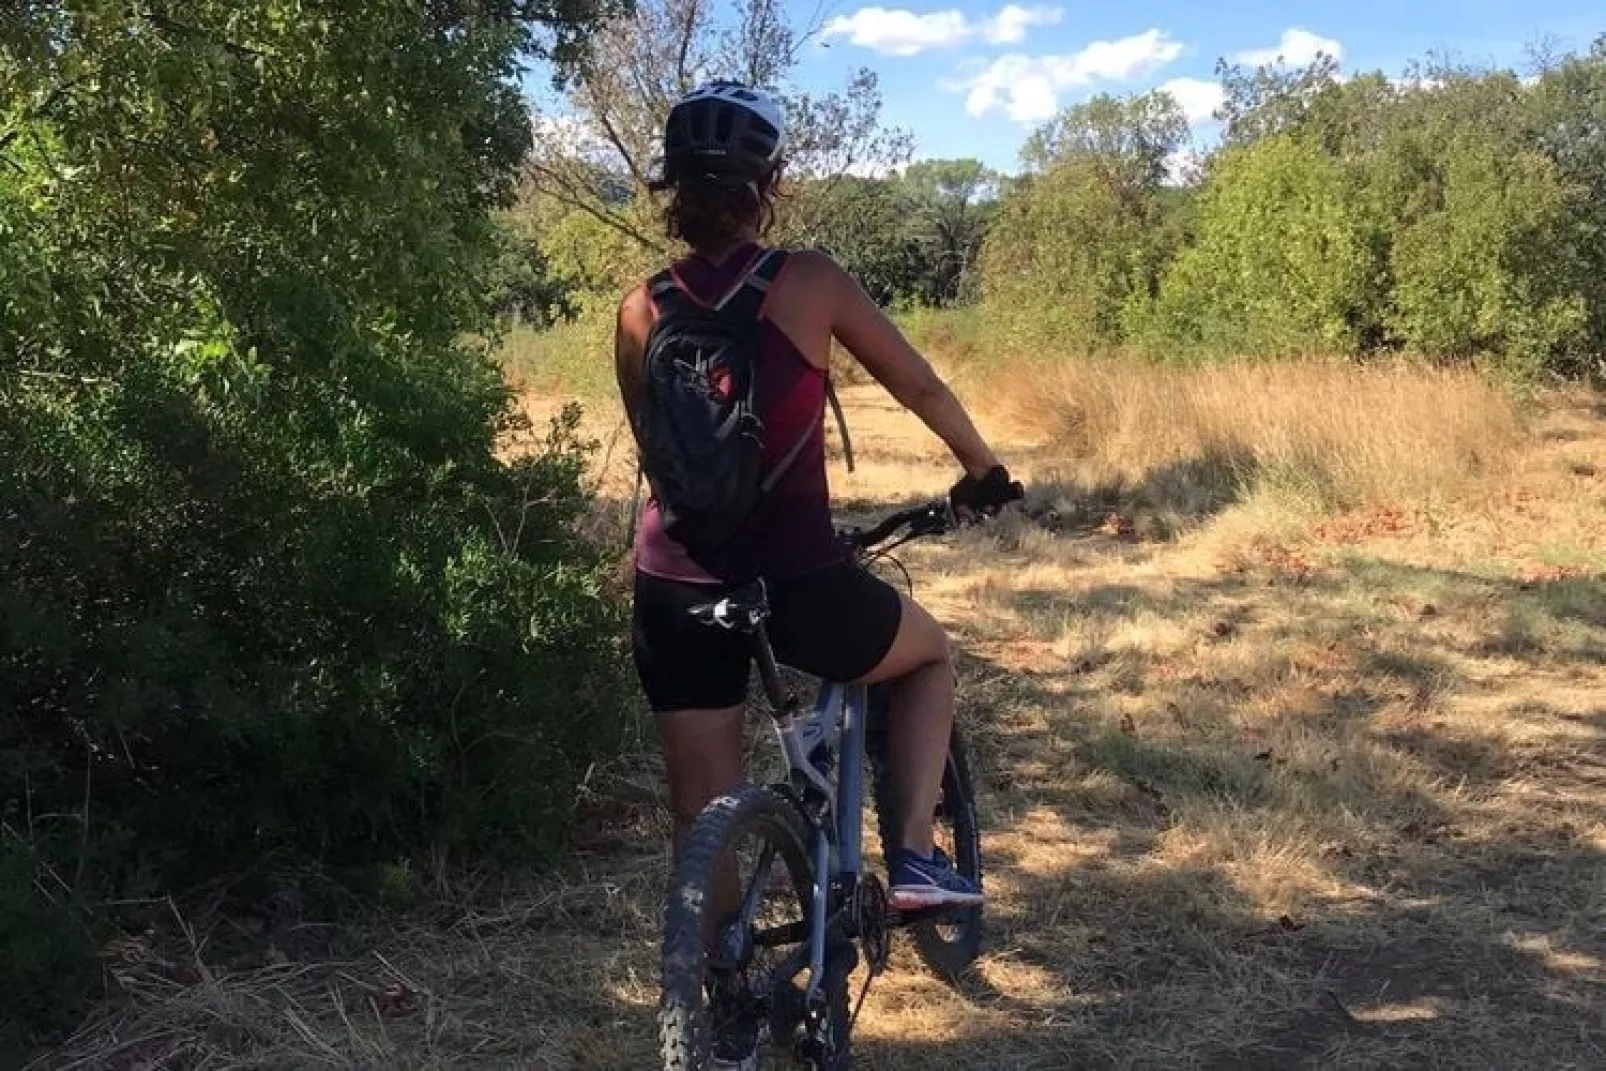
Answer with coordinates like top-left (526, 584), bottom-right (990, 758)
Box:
top-left (1387, 138), bottom-right (1588, 379)
top-left (977, 93), bottom-right (1189, 353)
top-left (1145, 136), bottom-right (1387, 356)
top-left (500, 294), bottom-right (624, 401)
top-left (980, 159), bottom-right (1170, 350)
top-left (2, 3), bottom-right (626, 1047)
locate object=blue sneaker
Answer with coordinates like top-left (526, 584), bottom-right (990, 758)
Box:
top-left (887, 847), bottom-right (983, 910)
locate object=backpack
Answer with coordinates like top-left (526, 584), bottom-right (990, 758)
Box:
top-left (635, 248), bottom-right (812, 557)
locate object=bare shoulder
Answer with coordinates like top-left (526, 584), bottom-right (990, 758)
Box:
top-left (616, 283), bottom-right (654, 347)
top-left (782, 247), bottom-right (850, 288)
top-left (618, 283), bottom-right (653, 326)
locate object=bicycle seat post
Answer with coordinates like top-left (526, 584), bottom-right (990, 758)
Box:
top-left (750, 623), bottom-right (800, 721)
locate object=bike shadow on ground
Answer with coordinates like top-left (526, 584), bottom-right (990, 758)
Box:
top-left (847, 552), bottom-right (1606, 1070)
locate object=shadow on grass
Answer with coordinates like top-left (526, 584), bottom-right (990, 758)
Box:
top-left (1025, 449), bottom-right (1255, 542)
top-left (877, 549), bottom-right (1606, 1069)
top-left (834, 446), bottom-right (1253, 545)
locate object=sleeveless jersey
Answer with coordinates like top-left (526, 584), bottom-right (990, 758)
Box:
top-left (633, 244), bottom-right (842, 583)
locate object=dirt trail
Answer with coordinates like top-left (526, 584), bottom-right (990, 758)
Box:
top-left (45, 388), bottom-right (1606, 1070)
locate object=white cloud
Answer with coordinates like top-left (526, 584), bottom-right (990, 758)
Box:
top-left (822, 7), bottom-right (970, 56)
top-left (948, 29), bottom-right (1185, 123)
top-left (1164, 147), bottom-right (1207, 186)
top-left (1232, 28), bottom-right (1343, 68)
top-left (984, 4), bottom-right (1062, 45)
top-left (1158, 77), bottom-right (1226, 125)
top-left (531, 112), bottom-right (609, 157)
top-left (822, 4), bottom-right (1061, 57)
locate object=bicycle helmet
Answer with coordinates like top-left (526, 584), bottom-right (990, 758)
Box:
top-left (656, 81), bottom-right (786, 188)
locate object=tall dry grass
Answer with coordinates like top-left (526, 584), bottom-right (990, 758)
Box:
top-left (993, 357), bottom-right (1525, 516)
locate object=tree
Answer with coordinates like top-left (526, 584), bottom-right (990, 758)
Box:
top-left (524, 0), bottom-right (911, 258)
top-left (1215, 53), bottom-right (1345, 149)
top-left (1020, 91), bottom-right (1188, 194)
top-left (1148, 136), bottom-right (1387, 355)
top-left (981, 93), bottom-right (1187, 347)
top-left (1388, 136), bottom-right (1588, 376)
top-left (980, 160), bottom-right (1163, 347)
top-left (2, 1), bottom-right (628, 1044)
top-left (786, 175), bottom-right (919, 306)
top-left (1526, 36), bottom-right (1606, 359)
top-left (898, 159), bottom-right (999, 306)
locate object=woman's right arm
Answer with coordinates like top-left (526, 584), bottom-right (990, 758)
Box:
top-left (819, 256), bottom-right (1001, 479)
top-left (614, 285), bottom-right (653, 436)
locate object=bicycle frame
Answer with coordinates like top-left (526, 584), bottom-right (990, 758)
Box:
top-left (747, 616), bottom-right (869, 1011)
top-left (698, 498), bottom-right (968, 1026)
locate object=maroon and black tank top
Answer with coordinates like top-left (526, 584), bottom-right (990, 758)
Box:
top-left (634, 244), bottom-right (843, 584)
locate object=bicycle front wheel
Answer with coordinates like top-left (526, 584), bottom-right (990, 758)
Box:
top-left (660, 785), bottom-right (847, 1071)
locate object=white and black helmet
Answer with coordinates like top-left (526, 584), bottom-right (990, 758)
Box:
top-left (656, 81), bottom-right (786, 187)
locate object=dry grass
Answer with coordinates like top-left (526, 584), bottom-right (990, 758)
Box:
top-left (35, 369), bottom-right (1606, 1070)
top-left (498, 316), bottom-right (618, 402)
top-left (990, 357), bottom-right (1524, 529)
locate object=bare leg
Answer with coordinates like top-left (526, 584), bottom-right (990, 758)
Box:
top-left (857, 594), bottom-right (954, 856)
top-left (656, 705), bottom-right (746, 931)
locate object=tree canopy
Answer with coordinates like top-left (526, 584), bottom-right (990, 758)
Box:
top-left (2, 1), bottom-right (627, 1047)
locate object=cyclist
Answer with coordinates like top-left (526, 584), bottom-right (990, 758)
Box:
top-left (616, 82), bottom-right (1019, 923)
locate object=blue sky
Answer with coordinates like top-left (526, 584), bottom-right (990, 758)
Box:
top-left (789, 0), bottom-right (1603, 170)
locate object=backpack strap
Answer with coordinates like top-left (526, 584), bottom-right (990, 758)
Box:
top-left (825, 377), bottom-right (855, 474)
top-left (646, 268), bottom-right (698, 319)
top-left (714, 249), bottom-right (788, 323)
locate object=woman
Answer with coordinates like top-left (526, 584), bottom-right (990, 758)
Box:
top-left (617, 82), bottom-right (1018, 918)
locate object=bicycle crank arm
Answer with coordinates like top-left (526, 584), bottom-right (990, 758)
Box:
top-left (803, 829), bottom-right (831, 1007)
top-left (757, 903), bottom-right (970, 945)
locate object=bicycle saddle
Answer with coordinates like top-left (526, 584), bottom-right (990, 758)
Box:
top-left (688, 579), bottom-right (771, 630)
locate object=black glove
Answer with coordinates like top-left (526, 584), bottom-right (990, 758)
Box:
top-left (950, 465), bottom-right (1024, 519)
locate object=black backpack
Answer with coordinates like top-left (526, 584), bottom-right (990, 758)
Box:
top-left (635, 249), bottom-right (813, 557)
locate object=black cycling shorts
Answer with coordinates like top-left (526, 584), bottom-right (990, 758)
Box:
top-left (632, 560), bottom-right (904, 712)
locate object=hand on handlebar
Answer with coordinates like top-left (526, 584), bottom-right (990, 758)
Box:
top-left (949, 465), bottom-right (1025, 521)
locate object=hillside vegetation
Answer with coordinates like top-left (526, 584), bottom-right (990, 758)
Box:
top-left (507, 37), bottom-right (1606, 391)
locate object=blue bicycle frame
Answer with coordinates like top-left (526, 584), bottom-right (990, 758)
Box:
top-left (748, 615), bottom-right (870, 1009)
top-left (696, 498), bottom-right (958, 1016)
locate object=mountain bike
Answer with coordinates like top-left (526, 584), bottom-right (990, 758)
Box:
top-left (658, 499), bottom-right (984, 1071)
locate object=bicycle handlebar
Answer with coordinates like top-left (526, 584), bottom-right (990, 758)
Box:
top-left (842, 499), bottom-right (954, 553)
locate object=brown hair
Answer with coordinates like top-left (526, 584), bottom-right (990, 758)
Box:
top-left (661, 170), bottom-right (781, 251)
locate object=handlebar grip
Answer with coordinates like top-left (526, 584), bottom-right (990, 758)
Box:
top-left (846, 500), bottom-right (950, 551)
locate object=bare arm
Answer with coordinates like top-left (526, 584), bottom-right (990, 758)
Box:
top-left (614, 285), bottom-right (653, 439)
top-left (823, 259), bottom-right (1001, 478)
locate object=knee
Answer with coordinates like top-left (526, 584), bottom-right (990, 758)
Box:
top-left (897, 622), bottom-right (952, 678)
top-left (930, 626), bottom-right (954, 669)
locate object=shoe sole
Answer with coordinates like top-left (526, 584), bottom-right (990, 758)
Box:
top-left (889, 886), bottom-right (984, 910)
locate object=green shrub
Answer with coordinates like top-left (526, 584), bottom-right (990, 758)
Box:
top-left (1144, 136), bottom-right (1387, 356)
top-left (2, 3), bottom-right (628, 1047)
top-left (500, 297), bottom-right (620, 401)
top-left (1387, 139), bottom-right (1588, 379)
top-left (980, 159), bottom-right (1170, 350)
top-left (0, 841), bottom-right (99, 1052)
